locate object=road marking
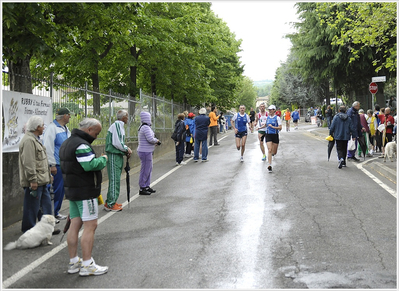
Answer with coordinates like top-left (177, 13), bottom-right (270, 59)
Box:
top-left (356, 158), bottom-right (397, 198)
top-left (2, 134), bottom-right (230, 289)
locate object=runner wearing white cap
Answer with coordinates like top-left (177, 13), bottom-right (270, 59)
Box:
top-left (265, 105), bottom-right (282, 172)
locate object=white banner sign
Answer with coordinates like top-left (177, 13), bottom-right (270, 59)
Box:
top-left (372, 76), bottom-right (386, 82)
top-left (2, 90), bottom-right (53, 153)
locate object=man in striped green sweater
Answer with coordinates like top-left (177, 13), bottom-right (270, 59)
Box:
top-left (104, 110), bottom-right (132, 212)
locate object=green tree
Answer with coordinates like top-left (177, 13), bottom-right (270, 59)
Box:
top-left (3, 3), bottom-right (65, 92)
top-left (236, 77), bottom-right (257, 111)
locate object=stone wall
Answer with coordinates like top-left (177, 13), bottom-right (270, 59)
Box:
top-left (2, 132), bottom-right (174, 228)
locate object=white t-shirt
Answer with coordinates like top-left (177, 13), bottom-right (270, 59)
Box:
top-left (257, 112), bottom-right (269, 132)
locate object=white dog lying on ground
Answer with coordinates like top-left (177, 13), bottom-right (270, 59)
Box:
top-left (4, 214), bottom-right (56, 250)
top-left (384, 141), bottom-right (397, 162)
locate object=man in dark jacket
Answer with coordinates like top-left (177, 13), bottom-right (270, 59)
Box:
top-left (60, 118), bottom-right (109, 277)
top-left (330, 106), bottom-right (356, 169)
top-left (194, 108), bottom-right (210, 162)
top-left (346, 101), bottom-right (365, 161)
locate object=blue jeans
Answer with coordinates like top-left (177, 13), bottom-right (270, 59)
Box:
top-left (21, 185), bottom-right (52, 232)
top-left (49, 165), bottom-right (65, 217)
top-left (194, 139), bottom-right (208, 160)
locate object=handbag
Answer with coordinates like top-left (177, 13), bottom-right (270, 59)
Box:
top-left (190, 136), bottom-right (193, 143)
top-left (348, 138), bottom-right (356, 151)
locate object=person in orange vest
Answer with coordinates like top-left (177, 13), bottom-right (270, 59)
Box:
top-left (208, 106), bottom-right (220, 146)
top-left (284, 108), bottom-right (291, 132)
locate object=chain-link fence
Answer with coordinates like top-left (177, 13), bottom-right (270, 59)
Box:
top-left (2, 71), bottom-right (197, 143)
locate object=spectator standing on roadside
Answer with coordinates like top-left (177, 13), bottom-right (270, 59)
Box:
top-left (104, 110), bottom-right (132, 212)
top-left (325, 105), bottom-right (333, 129)
top-left (184, 112), bottom-right (196, 157)
top-left (43, 107), bottom-right (72, 221)
top-left (137, 111), bottom-right (160, 195)
top-left (373, 104), bottom-right (382, 153)
top-left (19, 115), bottom-right (59, 234)
top-left (209, 106), bottom-right (220, 146)
top-left (357, 109), bottom-right (370, 157)
top-left (60, 118), bottom-right (108, 276)
top-left (366, 109), bottom-right (377, 155)
top-left (219, 112), bottom-right (226, 134)
top-left (329, 106), bottom-right (355, 169)
top-left (291, 109), bottom-right (300, 130)
top-left (173, 113), bottom-right (186, 165)
top-left (284, 108), bottom-right (291, 132)
top-left (347, 101), bottom-right (364, 162)
top-left (194, 108), bottom-right (210, 162)
top-left (378, 107), bottom-right (395, 158)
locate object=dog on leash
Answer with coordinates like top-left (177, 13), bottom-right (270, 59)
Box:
top-left (384, 141), bottom-right (397, 162)
top-left (4, 214), bottom-right (56, 250)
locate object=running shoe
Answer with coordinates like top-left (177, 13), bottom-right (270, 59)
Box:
top-left (268, 165), bottom-right (272, 173)
top-left (104, 203), bottom-right (122, 212)
top-left (79, 259), bottom-right (108, 277)
top-left (240, 157), bottom-right (244, 162)
top-left (262, 155), bottom-right (266, 161)
top-left (338, 158), bottom-right (344, 169)
top-left (68, 258), bottom-right (82, 274)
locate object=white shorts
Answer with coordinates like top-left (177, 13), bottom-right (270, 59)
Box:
top-left (69, 198), bottom-right (98, 221)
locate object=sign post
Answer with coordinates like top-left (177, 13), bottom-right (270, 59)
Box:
top-left (369, 82), bottom-right (378, 110)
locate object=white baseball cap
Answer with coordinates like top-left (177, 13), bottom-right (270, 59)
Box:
top-left (268, 105), bottom-right (276, 110)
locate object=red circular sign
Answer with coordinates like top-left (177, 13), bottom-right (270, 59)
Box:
top-left (369, 82), bottom-right (378, 94)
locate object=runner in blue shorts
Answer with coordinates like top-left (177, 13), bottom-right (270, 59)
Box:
top-left (231, 105), bottom-right (251, 162)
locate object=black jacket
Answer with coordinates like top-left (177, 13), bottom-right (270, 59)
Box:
top-left (60, 129), bottom-right (103, 201)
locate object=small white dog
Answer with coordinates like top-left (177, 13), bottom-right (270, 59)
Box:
top-left (4, 214), bottom-right (56, 250)
top-left (384, 141), bottom-right (397, 162)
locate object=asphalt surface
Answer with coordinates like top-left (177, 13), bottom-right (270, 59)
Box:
top-left (2, 122), bottom-right (397, 289)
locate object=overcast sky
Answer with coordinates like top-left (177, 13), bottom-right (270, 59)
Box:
top-left (210, 1), bottom-right (299, 82)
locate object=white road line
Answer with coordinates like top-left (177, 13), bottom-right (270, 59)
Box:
top-left (3, 135), bottom-right (230, 288)
top-left (356, 159), bottom-right (397, 198)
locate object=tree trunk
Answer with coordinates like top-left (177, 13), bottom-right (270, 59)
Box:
top-left (150, 67), bottom-right (157, 117)
top-left (8, 55), bottom-right (32, 93)
top-left (150, 67), bottom-right (157, 96)
top-left (91, 70), bottom-right (101, 116)
top-left (129, 45), bottom-right (140, 118)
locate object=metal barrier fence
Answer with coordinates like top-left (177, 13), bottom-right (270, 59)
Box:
top-left (2, 71), bottom-right (196, 142)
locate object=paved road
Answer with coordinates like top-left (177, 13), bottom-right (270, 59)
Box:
top-left (3, 124), bottom-right (396, 289)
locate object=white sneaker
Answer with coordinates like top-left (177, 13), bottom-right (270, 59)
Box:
top-left (79, 259), bottom-right (108, 276)
top-left (240, 157), bottom-right (244, 162)
top-left (68, 257), bottom-right (82, 274)
top-left (180, 161), bottom-right (187, 165)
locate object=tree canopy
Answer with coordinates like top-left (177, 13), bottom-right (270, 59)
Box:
top-left (272, 2), bottom-right (396, 110)
top-left (3, 2), bottom-right (245, 113)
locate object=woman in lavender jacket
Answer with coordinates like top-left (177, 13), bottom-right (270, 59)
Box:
top-left (137, 111), bottom-right (160, 195)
